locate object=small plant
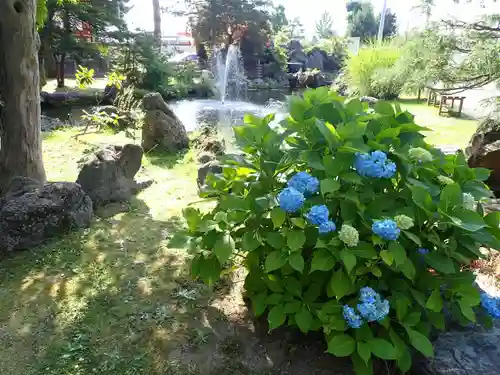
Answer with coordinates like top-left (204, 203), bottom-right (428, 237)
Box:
top-left (172, 88), bottom-right (499, 375)
top-left (114, 85), bottom-right (141, 112)
top-left (106, 71), bottom-right (125, 90)
top-left (80, 109), bottom-right (125, 134)
top-left (75, 65), bottom-right (95, 89)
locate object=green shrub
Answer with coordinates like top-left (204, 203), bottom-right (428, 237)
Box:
top-left (75, 65), bottom-right (95, 89)
top-left (173, 88), bottom-right (497, 374)
top-left (345, 43), bottom-right (403, 99)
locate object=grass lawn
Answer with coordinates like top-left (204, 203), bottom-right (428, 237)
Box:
top-left (394, 99), bottom-right (479, 149)
top-left (0, 101), bottom-right (483, 375)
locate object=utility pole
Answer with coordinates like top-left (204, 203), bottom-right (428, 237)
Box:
top-left (377, 0), bottom-right (388, 44)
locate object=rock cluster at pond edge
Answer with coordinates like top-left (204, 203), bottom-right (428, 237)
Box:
top-left (141, 92), bottom-right (189, 153)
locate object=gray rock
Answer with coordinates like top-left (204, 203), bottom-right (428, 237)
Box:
top-left (141, 92), bottom-right (189, 152)
top-left (76, 144), bottom-right (153, 206)
top-left (415, 322), bottom-right (500, 375)
top-left (0, 177), bottom-right (93, 253)
top-left (466, 114), bottom-right (500, 194)
top-left (360, 96), bottom-right (379, 106)
top-left (287, 40), bottom-right (307, 64)
top-left (197, 151), bottom-right (216, 165)
top-left (41, 115), bottom-right (64, 132)
top-left (197, 160), bottom-right (222, 189)
top-left (306, 49), bottom-right (324, 71)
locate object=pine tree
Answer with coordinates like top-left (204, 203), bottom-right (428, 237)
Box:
top-left (315, 11), bottom-right (334, 39)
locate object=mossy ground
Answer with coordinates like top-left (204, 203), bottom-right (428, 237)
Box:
top-left (0, 105), bottom-right (491, 375)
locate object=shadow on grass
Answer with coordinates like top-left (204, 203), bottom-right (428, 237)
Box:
top-left (0, 197), bottom-right (207, 375)
top-left (146, 149), bottom-right (190, 169)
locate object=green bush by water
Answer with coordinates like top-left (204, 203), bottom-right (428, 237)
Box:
top-left (345, 43), bottom-right (403, 99)
top-left (172, 88), bottom-right (496, 375)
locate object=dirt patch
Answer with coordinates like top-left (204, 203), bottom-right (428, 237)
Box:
top-left (167, 269), bottom-right (355, 375)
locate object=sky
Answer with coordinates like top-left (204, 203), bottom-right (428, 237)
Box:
top-left (125, 0), bottom-right (499, 38)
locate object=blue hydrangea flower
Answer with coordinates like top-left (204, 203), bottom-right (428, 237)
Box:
top-left (287, 172), bottom-right (319, 196)
top-left (359, 287), bottom-right (377, 304)
top-left (372, 219), bottom-right (400, 241)
top-left (480, 292), bottom-right (500, 319)
top-left (357, 296), bottom-right (390, 322)
top-left (343, 305), bottom-right (363, 328)
top-left (418, 248), bottom-right (430, 255)
top-left (278, 187), bottom-right (305, 213)
top-left (318, 220), bottom-right (337, 234)
top-left (306, 205), bottom-right (329, 225)
top-left (354, 151), bottom-right (397, 179)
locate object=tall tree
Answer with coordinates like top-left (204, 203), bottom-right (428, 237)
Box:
top-left (185, 0), bottom-right (271, 49)
top-left (346, 1), bottom-right (378, 41)
top-left (39, 0), bottom-right (128, 87)
top-left (376, 8), bottom-right (397, 39)
top-left (0, 0), bottom-right (46, 193)
top-left (269, 4), bottom-right (288, 33)
top-left (288, 16), bottom-right (304, 38)
top-left (315, 11), bottom-right (334, 39)
top-left (398, 0), bottom-right (500, 102)
top-left (153, 0), bottom-right (161, 42)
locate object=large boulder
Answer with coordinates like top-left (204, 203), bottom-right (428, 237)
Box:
top-left (415, 322), bottom-right (500, 375)
top-left (305, 49), bottom-right (324, 71)
top-left (466, 115), bottom-right (500, 194)
top-left (141, 92), bottom-right (189, 152)
top-left (0, 177), bottom-right (93, 253)
top-left (76, 144), bottom-right (153, 206)
top-left (287, 40), bottom-right (307, 64)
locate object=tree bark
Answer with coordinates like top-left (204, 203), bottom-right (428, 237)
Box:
top-left (0, 0), bottom-right (46, 194)
top-left (152, 0), bottom-right (161, 44)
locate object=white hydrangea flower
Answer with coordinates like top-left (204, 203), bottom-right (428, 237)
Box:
top-left (437, 175), bottom-right (455, 185)
top-left (339, 225), bottom-right (359, 248)
top-left (409, 147), bottom-right (433, 163)
top-left (463, 193), bottom-right (476, 210)
top-left (395, 215), bottom-right (414, 230)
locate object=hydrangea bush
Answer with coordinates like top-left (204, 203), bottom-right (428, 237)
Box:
top-left (172, 88), bottom-right (500, 374)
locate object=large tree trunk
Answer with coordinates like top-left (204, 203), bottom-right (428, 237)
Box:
top-left (152, 0), bottom-right (161, 44)
top-left (0, 0), bottom-right (46, 195)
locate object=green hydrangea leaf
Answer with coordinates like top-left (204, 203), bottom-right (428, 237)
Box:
top-left (404, 327), bottom-right (434, 358)
top-left (296, 306), bottom-right (313, 333)
top-left (368, 338), bottom-right (398, 360)
top-left (288, 253), bottom-right (305, 273)
top-left (426, 289), bottom-right (443, 312)
top-left (268, 304), bottom-right (286, 330)
top-left (341, 250), bottom-right (357, 273)
top-left (321, 178), bottom-right (341, 195)
top-left (330, 270), bottom-right (352, 299)
top-left (327, 334), bottom-right (356, 357)
top-left (213, 233), bottom-right (235, 263)
top-left (287, 230), bottom-right (306, 251)
top-left (310, 249), bottom-right (336, 273)
top-left (265, 251), bottom-right (288, 272)
top-left (357, 342), bottom-right (371, 364)
top-left (271, 207), bottom-right (286, 228)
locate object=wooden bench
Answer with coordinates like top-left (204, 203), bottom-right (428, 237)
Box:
top-left (427, 89), bottom-right (466, 117)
